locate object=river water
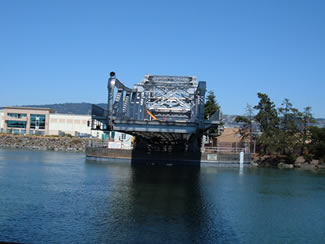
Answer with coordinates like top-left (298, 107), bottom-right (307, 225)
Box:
top-left (0, 149), bottom-right (325, 244)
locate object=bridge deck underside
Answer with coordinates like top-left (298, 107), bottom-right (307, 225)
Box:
top-left (112, 120), bottom-right (198, 143)
top-left (132, 132), bottom-right (190, 144)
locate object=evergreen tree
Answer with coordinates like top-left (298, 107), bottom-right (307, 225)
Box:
top-left (250, 93), bottom-right (317, 162)
top-left (298, 106), bottom-right (314, 156)
top-left (204, 91), bottom-right (220, 119)
top-left (204, 90), bottom-right (221, 146)
top-left (254, 93), bottom-right (279, 154)
top-left (278, 99), bottom-right (300, 154)
top-left (309, 126), bottom-right (325, 161)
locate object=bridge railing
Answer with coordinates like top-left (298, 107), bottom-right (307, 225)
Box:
top-left (203, 146), bottom-right (250, 154)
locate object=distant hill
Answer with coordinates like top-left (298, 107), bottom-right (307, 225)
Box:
top-left (313, 118), bottom-right (325, 128)
top-left (1, 103), bottom-right (107, 115)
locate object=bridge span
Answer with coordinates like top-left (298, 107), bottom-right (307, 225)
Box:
top-left (90, 72), bottom-right (223, 153)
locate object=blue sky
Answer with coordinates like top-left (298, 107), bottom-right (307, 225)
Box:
top-left (1, 0), bottom-right (324, 117)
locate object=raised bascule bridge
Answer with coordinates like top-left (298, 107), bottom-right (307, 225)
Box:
top-left (89, 72), bottom-right (223, 165)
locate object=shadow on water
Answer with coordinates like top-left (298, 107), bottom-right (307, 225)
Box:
top-left (130, 149), bottom-right (202, 166)
top-left (0, 149), bottom-right (238, 243)
top-left (128, 166), bottom-right (204, 242)
top-left (86, 161), bottom-right (239, 243)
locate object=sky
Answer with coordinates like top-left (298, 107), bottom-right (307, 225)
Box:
top-left (1, 0), bottom-right (324, 117)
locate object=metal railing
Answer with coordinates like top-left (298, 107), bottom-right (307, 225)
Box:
top-left (203, 146), bottom-right (250, 154)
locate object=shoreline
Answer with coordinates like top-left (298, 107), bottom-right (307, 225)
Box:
top-left (252, 154), bottom-right (325, 170)
top-left (1, 134), bottom-right (324, 170)
top-left (0, 134), bottom-right (99, 153)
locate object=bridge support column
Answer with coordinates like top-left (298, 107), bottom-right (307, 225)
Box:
top-left (188, 134), bottom-right (202, 153)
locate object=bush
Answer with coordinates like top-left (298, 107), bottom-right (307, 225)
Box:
top-left (286, 153), bottom-right (297, 164)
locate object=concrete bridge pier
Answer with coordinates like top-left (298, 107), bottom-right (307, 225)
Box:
top-left (187, 133), bottom-right (203, 153)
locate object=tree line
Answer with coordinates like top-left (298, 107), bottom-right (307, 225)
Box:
top-left (236, 93), bottom-right (325, 163)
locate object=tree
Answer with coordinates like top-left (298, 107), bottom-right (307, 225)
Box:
top-left (277, 98), bottom-right (301, 157)
top-left (277, 102), bottom-right (314, 160)
top-left (254, 93), bottom-right (280, 154)
top-left (235, 104), bottom-right (255, 143)
top-left (254, 93), bottom-right (279, 132)
top-left (249, 93), bottom-right (317, 163)
top-left (204, 90), bottom-right (221, 147)
top-left (308, 126), bottom-right (325, 161)
top-left (299, 106), bottom-right (314, 155)
top-left (204, 91), bottom-right (220, 119)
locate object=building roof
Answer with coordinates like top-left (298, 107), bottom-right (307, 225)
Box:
top-left (50, 113), bottom-right (91, 118)
top-left (4, 107), bottom-right (55, 113)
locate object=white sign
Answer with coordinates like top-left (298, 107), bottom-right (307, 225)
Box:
top-left (207, 154), bottom-right (217, 161)
top-left (108, 141), bottom-right (122, 149)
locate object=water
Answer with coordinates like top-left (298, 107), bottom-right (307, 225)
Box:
top-left (0, 149), bottom-right (325, 243)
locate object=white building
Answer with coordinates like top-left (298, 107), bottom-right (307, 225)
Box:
top-left (48, 113), bottom-right (99, 137)
top-left (0, 110), bottom-right (4, 133)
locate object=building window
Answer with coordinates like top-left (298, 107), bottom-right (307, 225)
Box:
top-left (7, 113), bottom-right (27, 119)
top-left (7, 120), bottom-right (27, 128)
top-left (30, 114), bottom-right (46, 129)
top-left (109, 131), bottom-right (115, 140)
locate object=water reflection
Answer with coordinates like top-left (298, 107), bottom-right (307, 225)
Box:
top-left (85, 164), bottom-right (240, 243)
top-left (88, 165), bottom-right (205, 242)
top-left (1, 150), bottom-right (325, 243)
top-left (128, 166), bottom-right (203, 242)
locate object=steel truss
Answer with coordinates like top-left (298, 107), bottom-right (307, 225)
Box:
top-left (90, 72), bottom-right (222, 152)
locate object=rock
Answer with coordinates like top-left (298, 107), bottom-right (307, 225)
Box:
top-left (251, 162), bottom-right (259, 167)
top-left (311, 159), bottom-right (320, 166)
top-left (0, 134), bottom-right (100, 152)
top-left (300, 163), bottom-right (317, 170)
top-left (295, 156), bottom-right (305, 164)
top-left (278, 162), bottom-right (294, 169)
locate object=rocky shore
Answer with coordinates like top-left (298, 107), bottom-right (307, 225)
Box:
top-left (252, 155), bottom-right (325, 170)
top-left (0, 134), bottom-right (99, 152)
